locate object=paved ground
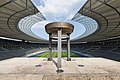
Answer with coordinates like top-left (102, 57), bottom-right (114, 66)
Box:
top-left (0, 57), bottom-right (120, 80)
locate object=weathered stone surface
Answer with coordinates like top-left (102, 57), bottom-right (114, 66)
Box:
top-left (0, 58), bottom-right (119, 80)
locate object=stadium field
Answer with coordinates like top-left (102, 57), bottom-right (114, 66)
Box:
top-left (36, 52), bottom-right (77, 58)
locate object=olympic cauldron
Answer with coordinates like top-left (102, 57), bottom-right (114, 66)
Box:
top-left (45, 22), bottom-right (74, 70)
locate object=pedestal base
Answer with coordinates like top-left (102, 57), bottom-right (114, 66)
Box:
top-left (47, 58), bottom-right (52, 61)
top-left (56, 69), bottom-right (64, 73)
top-left (67, 58), bottom-right (71, 61)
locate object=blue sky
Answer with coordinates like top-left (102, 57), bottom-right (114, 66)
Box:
top-left (31, 20), bottom-right (86, 40)
top-left (31, 0), bottom-right (88, 40)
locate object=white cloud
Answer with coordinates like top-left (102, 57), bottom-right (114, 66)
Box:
top-left (32, 0), bottom-right (88, 21)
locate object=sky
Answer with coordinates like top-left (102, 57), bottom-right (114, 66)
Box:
top-left (31, 0), bottom-right (88, 40)
top-left (31, 20), bottom-right (86, 40)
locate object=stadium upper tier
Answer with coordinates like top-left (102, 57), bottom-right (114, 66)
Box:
top-left (0, 0), bottom-right (120, 42)
top-left (18, 13), bottom-right (98, 40)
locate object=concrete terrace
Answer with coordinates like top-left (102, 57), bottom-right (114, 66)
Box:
top-left (0, 57), bottom-right (120, 80)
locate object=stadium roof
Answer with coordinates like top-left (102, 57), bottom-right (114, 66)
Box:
top-left (0, 0), bottom-right (120, 42)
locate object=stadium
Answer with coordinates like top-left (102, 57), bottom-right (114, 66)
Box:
top-left (0, 0), bottom-right (120, 79)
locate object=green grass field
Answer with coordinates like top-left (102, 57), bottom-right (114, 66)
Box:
top-left (36, 52), bottom-right (77, 58)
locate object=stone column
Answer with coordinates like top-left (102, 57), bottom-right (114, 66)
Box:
top-left (67, 35), bottom-right (71, 61)
top-left (48, 33), bottom-right (52, 61)
top-left (57, 29), bottom-right (62, 68)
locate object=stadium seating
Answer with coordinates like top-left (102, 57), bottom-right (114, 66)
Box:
top-left (0, 39), bottom-right (48, 60)
top-left (70, 38), bottom-right (120, 61)
top-left (0, 37), bottom-right (120, 61)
